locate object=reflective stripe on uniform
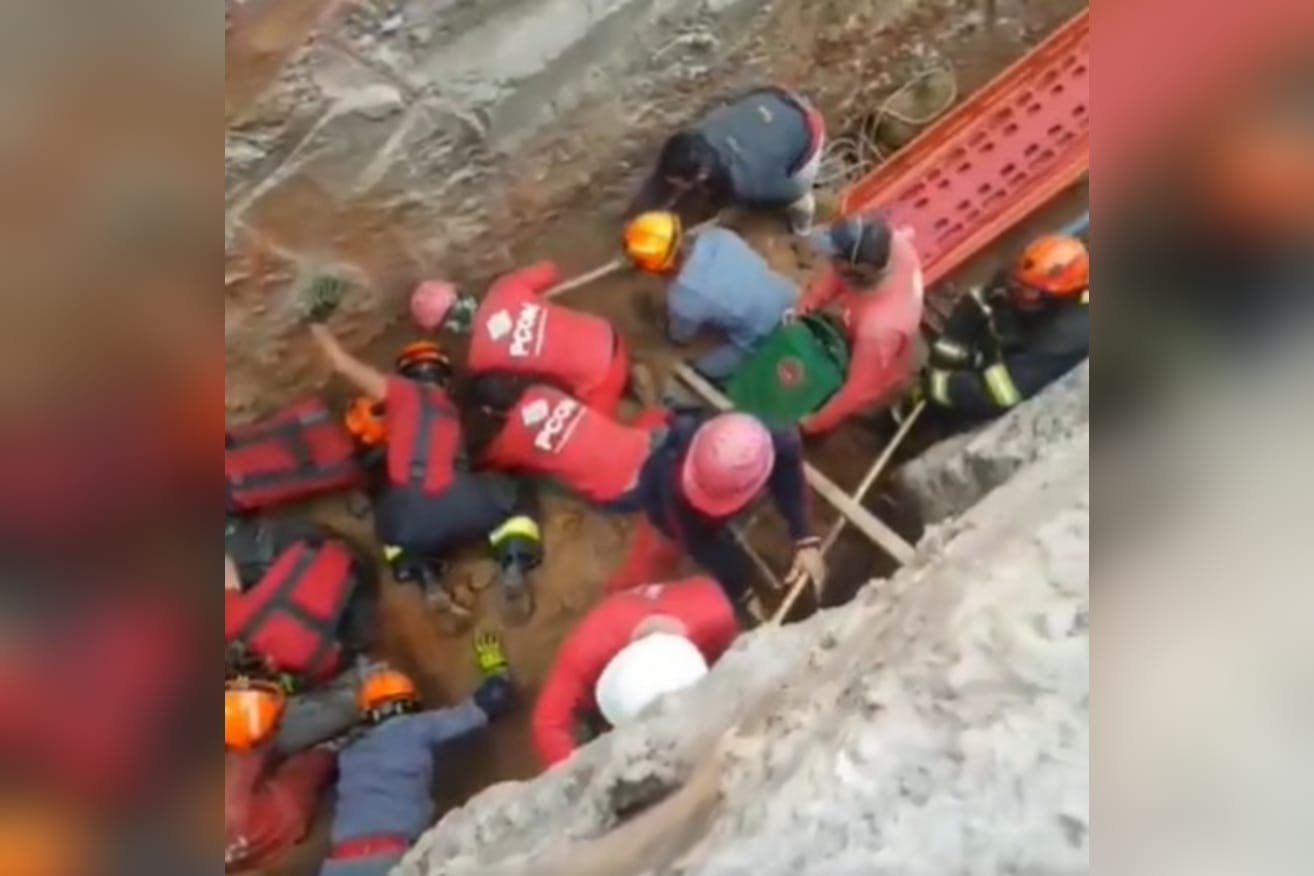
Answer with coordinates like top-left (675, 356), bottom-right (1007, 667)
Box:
top-left (382, 545), bottom-right (402, 563)
top-left (488, 515), bottom-right (541, 548)
top-left (927, 369), bottom-right (951, 405)
top-left (1080, 290), bottom-right (1090, 305)
top-left (983, 363), bottom-right (1022, 408)
top-left (932, 338), bottom-right (970, 364)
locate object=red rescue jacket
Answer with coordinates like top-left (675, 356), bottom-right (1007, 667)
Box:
top-left (382, 376), bottom-right (464, 494)
top-left (224, 538), bottom-right (363, 683)
top-left (225, 746), bottom-right (335, 872)
top-left (225, 398), bottom-right (366, 513)
top-left (468, 262), bottom-right (618, 400)
top-left (797, 229), bottom-right (925, 434)
top-left (531, 576), bottom-right (738, 765)
top-left (480, 385), bottom-right (652, 503)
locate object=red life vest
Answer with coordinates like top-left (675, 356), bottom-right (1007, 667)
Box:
top-left (224, 539), bottom-right (362, 683)
top-left (225, 398), bottom-right (365, 513)
top-left (382, 376), bottom-right (464, 494)
top-left (467, 263), bottom-right (617, 399)
top-left (481, 385), bottom-right (652, 503)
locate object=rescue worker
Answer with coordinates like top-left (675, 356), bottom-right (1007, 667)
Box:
top-left (604, 410), bottom-right (824, 616)
top-left (224, 677), bottom-right (338, 872)
top-left (789, 216), bottom-right (926, 433)
top-left (224, 525), bottom-right (377, 690)
top-left (309, 323), bottom-right (544, 623)
top-left (462, 372), bottom-right (671, 505)
top-left (319, 645), bottom-right (516, 876)
top-left (923, 234), bottom-right (1090, 419)
top-left (622, 210), bottom-right (797, 381)
top-left (626, 85), bottom-right (827, 234)
top-left (532, 575), bottom-right (736, 765)
top-left (407, 260), bottom-right (635, 417)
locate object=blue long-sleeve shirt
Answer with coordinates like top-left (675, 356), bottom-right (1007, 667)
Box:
top-left (608, 412), bottom-right (810, 600)
top-left (327, 700), bottom-right (487, 844)
top-left (668, 228), bottom-right (797, 380)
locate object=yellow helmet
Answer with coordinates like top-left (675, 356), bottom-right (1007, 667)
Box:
top-left (623, 211), bottom-right (682, 273)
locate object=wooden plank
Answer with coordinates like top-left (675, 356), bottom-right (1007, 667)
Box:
top-left (673, 363), bottom-right (917, 566)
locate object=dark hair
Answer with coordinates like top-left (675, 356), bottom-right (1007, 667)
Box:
top-left (457, 372), bottom-right (539, 460)
top-left (658, 132), bottom-right (721, 184)
top-left (831, 214), bottom-right (892, 269)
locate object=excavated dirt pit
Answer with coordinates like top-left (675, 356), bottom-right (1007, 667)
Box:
top-left (229, 3), bottom-right (1088, 874)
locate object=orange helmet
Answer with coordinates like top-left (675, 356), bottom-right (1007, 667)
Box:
top-left (394, 340), bottom-right (453, 386)
top-left (1010, 235), bottom-right (1089, 306)
top-left (344, 396), bottom-right (387, 446)
top-left (358, 669), bottom-right (419, 721)
top-left (623, 211), bottom-right (682, 273)
top-left (224, 679), bottom-right (286, 751)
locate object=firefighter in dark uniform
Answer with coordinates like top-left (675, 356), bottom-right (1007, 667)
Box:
top-left (309, 324), bottom-right (544, 625)
top-left (922, 234), bottom-right (1090, 419)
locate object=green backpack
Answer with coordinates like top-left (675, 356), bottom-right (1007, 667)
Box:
top-left (725, 315), bottom-right (850, 426)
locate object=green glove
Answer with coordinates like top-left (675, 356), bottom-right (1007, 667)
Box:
top-left (473, 631), bottom-right (509, 677)
top-left (304, 274), bottom-right (347, 324)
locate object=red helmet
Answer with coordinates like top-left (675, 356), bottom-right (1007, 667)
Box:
top-left (409, 280), bottom-right (459, 330)
top-left (680, 413), bottom-right (775, 517)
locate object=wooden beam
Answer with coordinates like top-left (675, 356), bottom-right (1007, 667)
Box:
top-left (673, 363), bottom-right (917, 566)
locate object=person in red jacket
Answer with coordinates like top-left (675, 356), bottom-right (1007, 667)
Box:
top-left (462, 373), bottom-right (671, 504)
top-left (224, 678), bottom-right (338, 872)
top-left (408, 261), bottom-right (634, 417)
top-left (531, 575), bottom-right (739, 765)
top-left (789, 216), bottom-right (925, 434)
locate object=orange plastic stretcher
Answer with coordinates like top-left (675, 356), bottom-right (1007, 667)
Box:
top-left (839, 9), bottom-right (1089, 288)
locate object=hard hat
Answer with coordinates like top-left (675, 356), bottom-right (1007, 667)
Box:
top-left (394, 340), bottom-right (453, 386)
top-left (594, 632), bottom-right (709, 727)
top-left (1010, 234), bottom-right (1089, 305)
top-left (410, 280), bottom-right (459, 330)
top-left (680, 412), bottom-right (775, 517)
top-left (343, 396), bottom-right (387, 446)
top-left (623, 211), bottom-right (682, 273)
top-left (358, 669), bottom-right (419, 718)
top-left (224, 680), bottom-right (286, 751)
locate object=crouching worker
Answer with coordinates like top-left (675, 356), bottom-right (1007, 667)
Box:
top-left (606, 411), bottom-right (825, 620)
top-left (923, 234), bottom-right (1089, 420)
top-left (311, 324), bottom-right (543, 624)
top-left (318, 646), bottom-right (516, 876)
top-left (408, 260), bottom-right (636, 417)
top-left (623, 211), bottom-right (796, 381)
top-left (532, 575), bottom-right (737, 765)
top-left (225, 677), bottom-right (338, 872)
top-left (463, 373), bottom-right (671, 505)
top-left (790, 217), bottom-right (925, 434)
top-left (626, 86), bottom-right (827, 234)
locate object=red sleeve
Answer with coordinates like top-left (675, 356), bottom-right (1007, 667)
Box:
top-left (802, 328), bottom-right (908, 435)
top-left (795, 267), bottom-right (843, 314)
top-left (531, 639), bottom-right (593, 766)
top-left (513, 260), bottom-right (563, 296)
top-left (224, 589), bottom-right (244, 639)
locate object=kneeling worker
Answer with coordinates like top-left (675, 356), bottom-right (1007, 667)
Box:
top-left (622, 210), bottom-right (796, 381)
top-left (318, 648), bottom-right (515, 876)
top-left (626, 86), bottom-right (827, 234)
top-left (408, 260), bottom-right (635, 417)
top-left (924, 233), bottom-right (1089, 419)
top-left (310, 323), bottom-right (543, 623)
top-left (790, 216), bottom-right (925, 434)
top-left (532, 575), bottom-right (738, 765)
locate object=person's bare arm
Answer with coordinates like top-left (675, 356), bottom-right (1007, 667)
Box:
top-left (309, 324), bottom-right (388, 400)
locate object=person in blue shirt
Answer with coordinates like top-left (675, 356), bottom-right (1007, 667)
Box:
top-left (318, 635), bottom-right (515, 876)
top-left (622, 210), bottom-right (797, 382)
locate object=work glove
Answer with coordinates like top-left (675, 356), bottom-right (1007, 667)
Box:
top-left (303, 274), bottom-right (347, 324)
top-left (785, 538), bottom-right (826, 594)
top-left (473, 631), bottom-right (509, 678)
top-left (472, 674), bottom-right (517, 722)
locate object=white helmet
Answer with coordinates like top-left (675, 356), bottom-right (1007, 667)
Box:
top-left (594, 632), bottom-right (709, 727)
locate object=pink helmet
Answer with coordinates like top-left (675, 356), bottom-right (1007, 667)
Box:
top-left (680, 413), bottom-right (775, 517)
top-left (409, 280), bottom-right (459, 330)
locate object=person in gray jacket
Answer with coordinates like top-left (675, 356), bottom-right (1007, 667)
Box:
top-left (623, 209), bottom-right (797, 381)
top-left (318, 636), bottom-right (516, 876)
top-left (626, 86), bottom-right (827, 233)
